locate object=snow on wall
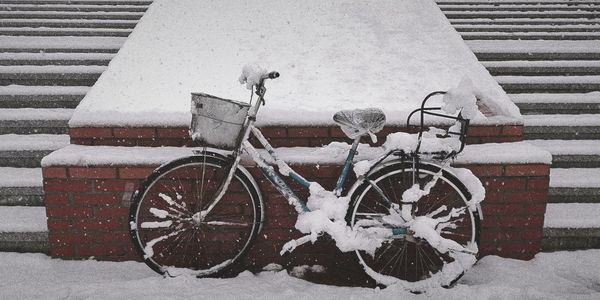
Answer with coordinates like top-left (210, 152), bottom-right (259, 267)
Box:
top-left (69, 0), bottom-right (520, 128)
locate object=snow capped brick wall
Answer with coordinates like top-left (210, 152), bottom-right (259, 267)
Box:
top-left (69, 0), bottom-right (520, 129)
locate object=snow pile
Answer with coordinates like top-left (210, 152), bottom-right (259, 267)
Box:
top-left (69, 0), bottom-right (519, 128)
top-left (238, 64), bottom-right (270, 90)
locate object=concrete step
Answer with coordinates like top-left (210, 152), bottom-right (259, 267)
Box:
top-left (0, 65), bottom-right (105, 86)
top-left (0, 134), bottom-right (69, 167)
top-left (455, 25), bottom-right (600, 32)
top-left (444, 11), bottom-right (600, 19)
top-left (524, 114), bottom-right (600, 140)
top-left (496, 75), bottom-right (600, 93)
top-left (0, 206), bottom-right (48, 253)
top-left (0, 4), bottom-right (149, 13)
top-left (462, 32), bottom-right (600, 40)
top-left (0, 167), bottom-right (43, 206)
top-left (0, 11), bottom-right (144, 20)
top-left (484, 60), bottom-right (600, 76)
top-left (0, 85), bottom-right (88, 108)
top-left (0, 108), bottom-right (72, 134)
top-left (548, 168), bottom-right (600, 203)
top-left (0, 36), bottom-right (126, 52)
top-left (0, 19), bottom-right (138, 29)
top-left (437, 1), bottom-right (600, 4)
top-left (0, 27), bottom-right (132, 37)
top-left (440, 5), bottom-right (600, 12)
top-left (451, 18), bottom-right (600, 25)
top-left (0, 52), bottom-right (114, 66)
top-left (467, 40), bottom-right (600, 60)
top-left (510, 93), bottom-right (600, 114)
top-left (0, 0), bottom-right (151, 4)
top-left (542, 203), bottom-right (600, 251)
top-left (528, 140), bottom-right (600, 168)
top-left (476, 52), bottom-right (600, 61)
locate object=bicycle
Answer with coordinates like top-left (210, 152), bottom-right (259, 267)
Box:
top-left (128, 66), bottom-right (484, 290)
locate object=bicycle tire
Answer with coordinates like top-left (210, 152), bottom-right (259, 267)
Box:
top-left (347, 161), bottom-right (480, 289)
top-left (129, 154), bottom-right (263, 277)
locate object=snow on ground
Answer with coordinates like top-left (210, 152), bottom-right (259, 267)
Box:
top-left (0, 207), bottom-right (47, 232)
top-left (0, 66), bottom-right (106, 73)
top-left (0, 85), bottom-right (89, 95)
top-left (70, 0), bottom-right (519, 128)
top-left (544, 203), bottom-right (600, 228)
top-left (529, 140), bottom-right (600, 155)
top-left (0, 134), bottom-right (69, 151)
top-left (524, 114), bottom-right (600, 126)
top-left (550, 168), bottom-right (600, 188)
top-left (0, 168), bottom-right (42, 187)
top-left (0, 251), bottom-right (599, 299)
top-left (0, 108), bottom-right (72, 120)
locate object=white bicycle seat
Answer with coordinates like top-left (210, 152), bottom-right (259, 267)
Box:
top-left (333, 108), bottom-right (386, 143)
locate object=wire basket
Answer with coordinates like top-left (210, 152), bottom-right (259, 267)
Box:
top-left (190, 92), bottom-right (250, 150)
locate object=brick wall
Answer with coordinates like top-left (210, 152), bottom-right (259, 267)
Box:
top-left (43, 161), bottom-right (548, 264)
top-left (69, 124), bottom-right (523, 147)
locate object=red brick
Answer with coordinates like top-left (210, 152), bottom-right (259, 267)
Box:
top-left (70, 138), bottom-right (93, 145)
top-left (268, 138), bottom-right (310, 147)
top-left (527, 178), bottom-right (550, 190)
top-left (75, 218), bottom-right (124, 231)
top-left (157, 127), bottom-right (189, 138)
top-left (480, 216), bottom-right (499, 228)
top-left (502, 125), bottom-right (524, 137)
top-left (44, 180), bottom-right (90, 192)
top-left (49, 232), bottom-right (95, 244)
top-left (78, 244), bottom-right (125, 257)
top-left (484, 178), bottom-right (527, 191)
top-left (329, 127), bottom-right (347, 138)
top-left (44, 193), bottom-right (70, 206)
top-left (521, 230), bottom-right (543, 240)
top-left (482, 204), bottom-right (526, 216)
top-left (69, 167), bottom-right (116, 179)
top-left (481, 230), bottom-right (521, 242)
top-left (96, 207), bottom-right (129, 218)
top-left (51, 246), bottom-right (75, 257)
top-left (498, 242), bottom-right (540, 255)
top-left (47, 207), bottom-right (93, 218)
top-left (526, 204), bottom-right (547, 215)
top-left (69, 127), bottom-right (113, 138)
top-left (261, 228), bottom-right (301, 241)
top-left (47, 220), bottom-right (71, 231)
top-left (267, 217), bottom-right (296, 228)
top-left (97, 232), bottom-right (131, 244)
top-left (42, 167), bottom-right (67, 178)
top-left (505, 164), bottom-right (550, 177)
top-left (483, 191), bottom-right (503, 203)
top-left (258, 127), bottom-right (287, 138)
top-left (467, 126), bottom-right (502, 137)
top-left (95, 180), bottom-right (133, 192)
top-left (287, 127), bottom-right (329, 138)
top-left (499, 216), bottom-right (544, 227)
top-left (113, 128), bottom-right (156, 138)
top-left (118, 167), bottom-right (155, 179)
top-left (462, 165), bottom-right (504, 177)
top-left (506, 191), bottom-right (547, 204)
top-left (72, 193), bottom-right (120, 206)
top-left (314, 165), bottom-right (343, 178)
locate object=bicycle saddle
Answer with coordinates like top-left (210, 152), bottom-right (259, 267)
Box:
top-left (333, 108), bottom-right (386, 143)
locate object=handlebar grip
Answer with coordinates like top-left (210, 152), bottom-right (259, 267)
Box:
top-left (268, 71), bottom-right (280, 79)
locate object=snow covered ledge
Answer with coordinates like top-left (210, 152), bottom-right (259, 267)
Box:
top-left (66, 0), bottom-right (522, 146)
top-left (42, 142), bottom-right (551, 263)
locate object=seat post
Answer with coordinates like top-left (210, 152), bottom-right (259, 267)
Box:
top-left (334, 137), bottom-right (361, 196)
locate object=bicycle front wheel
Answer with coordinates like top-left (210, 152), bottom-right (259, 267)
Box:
top-left (129, 154), bottom-right (263, 277)
top-left (348, 161), bottom-right (480, 289)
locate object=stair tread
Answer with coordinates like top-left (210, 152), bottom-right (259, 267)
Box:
top-left (550, 168), bottom-right (600, 188)
top-left (0, 36), bottom-right (125, 49)
top-left (0, 52), bottom-right (114, 61)
top-left (468, 40), bottom-right (600, 53)
top-left (544, 203), bottom-right (600, 228)
top-left (485, 60), bottom-right (600, 68)
top-left (529, 140), bottom-right (600, 155)
top-left (0, 27), bottom-right (132, 33)
top-left (0, 206), bottom-right (47, 233)
top-left (524, 114), bottom-right (600, 126)
top-left (0, 85), bottom-right (89, 95)
top-left (496, 75), bottom-right (600, 84)
top-left (0, 168), bottom-right (42, 188)
top-left (0, 108), bottom-right (73, 120)
top-left (510, 92), bottom-right (600, 103)
top-left (0, 134), bottom-right (69, 151)
top-left (0, 65), bottom-right (106, 73)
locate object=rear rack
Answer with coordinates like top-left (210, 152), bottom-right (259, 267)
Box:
top-left (406, 91), bottom-right (470, 158)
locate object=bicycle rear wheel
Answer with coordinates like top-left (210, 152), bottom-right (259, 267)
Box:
top-left (129, 154), bottom-right (263, 277)
top-left (348, 161), bottom-right (480, 289)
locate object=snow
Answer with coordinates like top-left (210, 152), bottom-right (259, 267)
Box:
top-left (0, 167), bottom-right (42, 187)
top-left (41, 141), bottom-right (552, 168)
top-left (529, 140), bottom-right (600, 155)
top-left (1, 251), bottom-right (600, 298)
top-left (0, 206), bottom-right (47, 232)
top-left (484, 60), bottom-right (600, 68)
top-left (0, 108), bottom-right (72, 120)
top-left (0, 85), bottom-right (89, 95)
top-left (510, 92), bottom-right (600, 104)
top-left (463, 32), bottom-right (600, 37)
top-left (70, 0), bottom-right (519, 128)
top-left (0, 134), bottom-right (69, 151)
top-left (467, 40), bottom-right (600, 53)
top-left (550, 168), bottom-right (600, 188)
top-left (0, 53), bottom-right (115, 60)
top-left (496, 75), bottom-right (600, 84)
top-left (544, 203), bottom-right (600, 228)
top-left (524, 114), bottom-right (600, 126)
top-left (0, 65), bottom-right (106, 73)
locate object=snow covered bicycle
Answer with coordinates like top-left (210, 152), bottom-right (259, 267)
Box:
top-left (129, 66), bottom-right (484, 290)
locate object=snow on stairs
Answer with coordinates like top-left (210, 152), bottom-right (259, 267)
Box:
top-left (0, 0), bottom-right (152, 253)
top-left (437, 0), bottom-right (600, 251)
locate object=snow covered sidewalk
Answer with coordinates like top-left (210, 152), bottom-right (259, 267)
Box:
top-left (1, 251), bottom-right (599, 299)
